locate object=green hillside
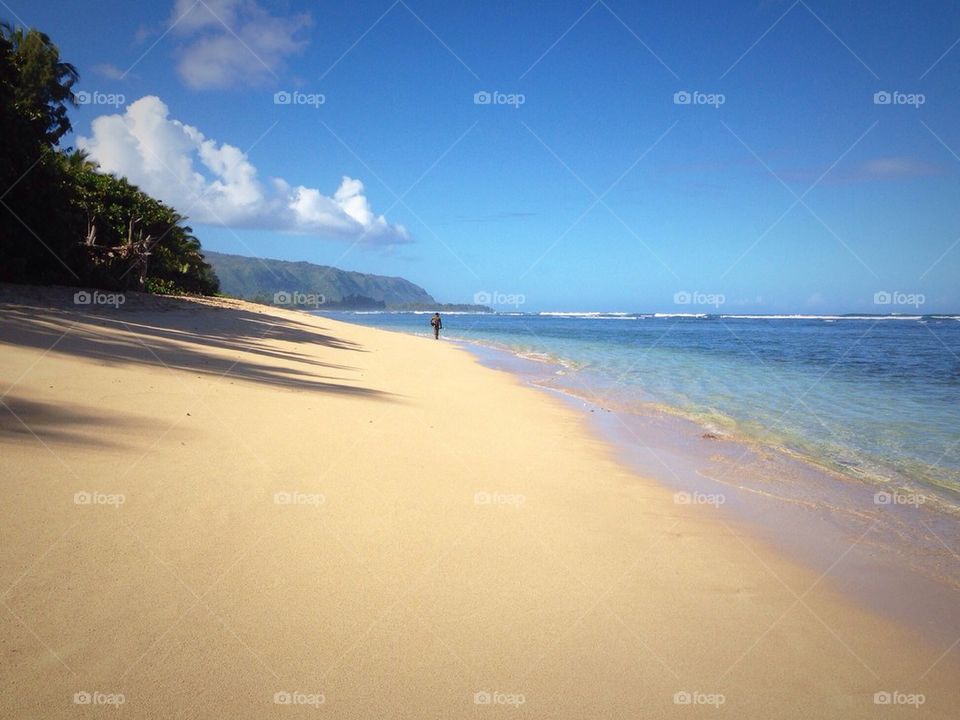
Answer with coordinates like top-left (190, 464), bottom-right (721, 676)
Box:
top-left (205, 251), bottom-right (435, 307)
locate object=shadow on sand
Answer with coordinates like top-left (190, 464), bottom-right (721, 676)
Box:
top-left (0, 286), bottom-right (396, 401)
top-left (0, 395), bottom-right (163, 449)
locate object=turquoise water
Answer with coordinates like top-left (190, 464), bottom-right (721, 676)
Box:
top-left (323, 311), bottom-right (960, 504)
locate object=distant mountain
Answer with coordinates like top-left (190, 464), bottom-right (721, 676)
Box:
top-left (205, 251), bottom-right (435, 307)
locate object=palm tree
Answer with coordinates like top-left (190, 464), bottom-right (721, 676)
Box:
top-left (1, 22), bottom-right (79, 144)
top-left (60, 147), bottom-right (97, 174)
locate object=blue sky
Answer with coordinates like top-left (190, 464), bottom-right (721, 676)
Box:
top-left (14, 0), bottom-right (960, 311)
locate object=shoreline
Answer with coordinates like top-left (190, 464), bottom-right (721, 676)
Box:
top-left (306, 316), bottom-right (960, 649)
top-left (316, 313), bottom-right (960, 656)
top-left (318, 311), bottom-right (960, 510)
top-left (452, 338), bottom-right (960, 646)
top-left (397, 322), bottom-right (959, 513)
top-left (319, 311), bottom-right (960, 514)
top-left (436, 329), bottom-right (960, 514)
top-left (2, 286), bottom-right (959, 718)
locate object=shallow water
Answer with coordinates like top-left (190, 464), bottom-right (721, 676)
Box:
top-left (324, 312), bottom-right (960, 510)
top-left (320, 311), bottom-right (960, 647)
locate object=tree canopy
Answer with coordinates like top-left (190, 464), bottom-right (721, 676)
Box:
top-left (0, 22), bottom-right (219, 295)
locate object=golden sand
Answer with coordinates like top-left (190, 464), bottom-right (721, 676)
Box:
top-left (1, 286), bottom-right (956, 718)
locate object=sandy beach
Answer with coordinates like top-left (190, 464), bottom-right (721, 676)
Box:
top-left (1, 284), bottom-right (957, 719)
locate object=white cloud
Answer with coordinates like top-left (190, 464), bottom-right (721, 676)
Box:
top-left (92, 63), bottom-right (126, 80)
top-left (169, 0), bottom-right (310, 89)
top-left (77, 95), bottom-right (410, 245)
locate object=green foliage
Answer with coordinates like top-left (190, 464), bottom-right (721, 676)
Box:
top-left (143, 278), bottom-right (183, 295)
top-left (0, 22), bottom-right (219, 296)
top-left (66, 167), bottom-right (220, 293)
top-left (3, 22), bottom-right (77, 145)
top-left (390, 302), bottom-right (494, 313)
top-left (206, 251), bottom-right (433, 306)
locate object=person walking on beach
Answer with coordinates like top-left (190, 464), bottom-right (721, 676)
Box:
top-left (430, 312), bottom-right (442, 340)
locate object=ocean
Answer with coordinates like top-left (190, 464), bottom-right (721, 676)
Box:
top-left (320, 311), bottom-right (960, 511)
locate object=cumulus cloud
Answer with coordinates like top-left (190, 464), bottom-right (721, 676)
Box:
top-left (169, 0), bottom-right (310, 89)
top-left (77, 96), bottom-right (410, 245)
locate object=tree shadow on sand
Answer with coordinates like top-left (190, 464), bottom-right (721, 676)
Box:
top-left (0, 395), bottom-right (163, 449)
top-left (0, 288), bottom-right (397, 401)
